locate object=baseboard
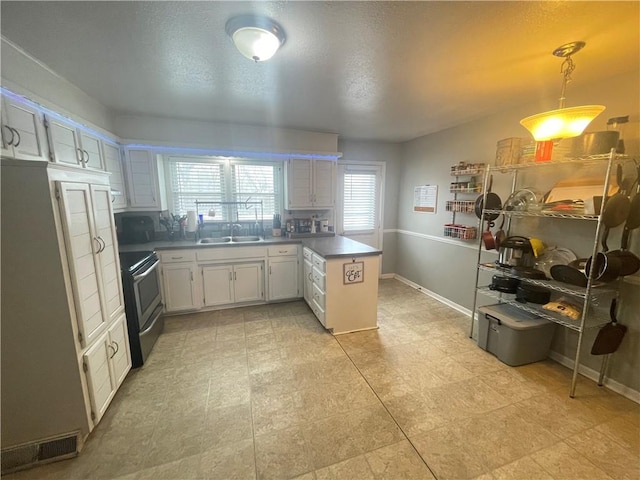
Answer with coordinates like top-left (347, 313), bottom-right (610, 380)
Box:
top-left (386, 273), bottom-right (639, 404)
top-left (380, 273), bottom-right (395, 280)
top-left (548, 351), bottom-right (640, 404)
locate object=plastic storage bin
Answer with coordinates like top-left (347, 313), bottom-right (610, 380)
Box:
top-left (477, 303), bottom-right (556, 366)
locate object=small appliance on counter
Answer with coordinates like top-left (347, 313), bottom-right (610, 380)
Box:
top-left (120, 216), bottom-right (155, 244)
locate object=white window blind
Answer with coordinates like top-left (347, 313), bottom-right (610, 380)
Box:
top-left (231, 164), bottom-right (280, 221)
top-left (168, 157), bottom-right (280, 220)
top-left (343, 171), bottom-right (377, 232)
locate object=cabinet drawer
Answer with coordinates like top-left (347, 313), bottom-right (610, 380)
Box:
top-left (268, 245), bottom-right (299, 257)
top-left (303, 247), bottom-right (313, 262)
top-left (312, 254), bottom-right (326, 273)
top-left (312, 267), bottom-right (326, 291)
top-left (312, 283), bottom-right (325, 310)
top-left (159, 251), bottom-right (196, 263)
top-left (311, 299), bottom-right (326, 327)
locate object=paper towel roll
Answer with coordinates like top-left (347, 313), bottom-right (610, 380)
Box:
top-left (186, 210), bottom-right (197, 232)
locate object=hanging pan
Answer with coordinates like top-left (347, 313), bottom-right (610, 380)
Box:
top-left (591, 298), bottom-right (627, 355)
top-left (608, 163), bottom-right (640, 276)
top-left (475, 175), bottom-right (502, 221)
top-left (599, 164), bottom-right (631, 252)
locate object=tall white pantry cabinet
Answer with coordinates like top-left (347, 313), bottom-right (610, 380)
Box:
top-left (0, 159), bottom-right (131, 462)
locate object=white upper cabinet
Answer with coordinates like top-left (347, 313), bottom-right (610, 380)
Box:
top-left (45, 115), bottom-right (104, 170)
top-left (123, 148), bottom-right (167, 210)
top-left (0, 95), bottom-right (49, 161)
top-left (102, 142), bottom-right (128, 211)
top-left (285, 158), bottom-right (336, 209)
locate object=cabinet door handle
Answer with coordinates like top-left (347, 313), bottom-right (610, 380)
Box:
top-left (171, 256), bottom-right (184, 260)
top-left (108, 344), bottom-right (116, 359)
top-left (1, 125), bottom-right (14, 146)
top-left (112, 341), bottom-right (119, 355)
top-left (76, 148), bottom-right (85, 164)
top-left (269, 266), bottom-right (272, 274)
top-left (83, 149), bottom-right (90, 163)
top-left (10, 127), bottom-right (20, 147)
top-left (97, 236), bottom-right (106, 253)
top-left (229, 271), bottom-right (233, 281)
top-left (234, 271), bottom-right (237, 280)
top-left (190, 271), bottom-right (194, 281)
top-left (93, 237), bottom-right (101, 253)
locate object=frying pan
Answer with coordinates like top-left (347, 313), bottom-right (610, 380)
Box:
top-left (600, 164), bottom-right (631, 252)
top-left (608, 163), bottom-right (640, 275)
top-left (475, 175), bottom-right (502, 221)
top-left (482, 220), bottom-right (496, 250)
top-left (591, 298), bottom-right (627, 355)
top-left (550, 264), bottom-right (588, 287)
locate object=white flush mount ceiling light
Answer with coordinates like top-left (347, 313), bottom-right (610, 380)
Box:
top-left (225, 15), bottom-right (286, 62)
top-left (520, 41), bottom-right (605, 141)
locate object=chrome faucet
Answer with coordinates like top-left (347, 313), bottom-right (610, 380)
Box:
top-left (231, 224), bottom-right (242, 236)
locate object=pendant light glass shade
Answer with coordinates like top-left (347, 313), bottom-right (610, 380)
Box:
top-left (520, 42), bottom-right (605, 141)
top-left (520, 105), bottom-right (606, 141)
top-left (226, 15), bottom-right (286, 62)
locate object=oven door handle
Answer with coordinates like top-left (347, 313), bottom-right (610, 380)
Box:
top-left (132, 260), bottom-right (160, 282)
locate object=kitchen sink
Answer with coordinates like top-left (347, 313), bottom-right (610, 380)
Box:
top-left (198, 237), bottom-right (232, 244)
top-left (231, 236), bottom-right (262, 242)
top-left (197, 236), bottom-right (262, 244)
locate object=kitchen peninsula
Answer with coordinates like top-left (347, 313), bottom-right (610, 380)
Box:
top-left (123, 236), bottom-right (382, 335)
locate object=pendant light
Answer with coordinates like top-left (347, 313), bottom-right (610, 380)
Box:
top-left (520, 42), bottom-right (605, 141)
top-left (226, 15), bottom-right (286, 62)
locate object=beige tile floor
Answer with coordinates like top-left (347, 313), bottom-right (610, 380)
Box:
top-left (6, 279), bottom-right (639, 480)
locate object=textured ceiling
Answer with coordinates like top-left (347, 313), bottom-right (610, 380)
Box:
top-left (1, 1), bottom-right (639, 142)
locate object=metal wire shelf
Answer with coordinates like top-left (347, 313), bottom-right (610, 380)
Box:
top-left (489, 153), bottom-right (632, 172)
top-left (477, 287), bottom-right (609, 331)
top-left (477, 263), bottom-right (618, 299)
top-left (483, 209), bottom-right (599, 220)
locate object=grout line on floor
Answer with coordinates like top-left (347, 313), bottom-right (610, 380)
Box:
top-left (331, 334), bottom-right (440, 480)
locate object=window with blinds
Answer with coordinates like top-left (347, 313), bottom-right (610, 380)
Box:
top-left (343, 171), bottom-right (377, 232)
top-left (168, 157), bottom-right (280, 219)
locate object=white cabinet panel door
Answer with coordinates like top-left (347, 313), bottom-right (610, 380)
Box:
top-left (268, 257), bottom-right (299, 301)
top-left (202, 265), bottom-right (234, 306)
top-left (79, 131), bottom-right (104, 170)
top-left (124, 149), bottom-right (166, 209)
top-left (312, 160), bottom-right (336, 208)
top-left (108, 315), bottom-right (131, 388)
top-left (1, 97), bottom-right (48, 161)
top-left (233, 263), bottom-right (263, 303)
top-left (162, 263), bottom-right (198, 312)
top-left (57, 183), bottom-right (106, 347)
top-left (103, 142), bottom-right (127, 210)
top-left (303, 259), bottom-right (313, 305)
top-left (47, 118), bottom-right (82, 166)
top-left (83, 331), bottom-right (114, 424)
top-left (90, 185), bottom-right (124, 323)
top-left (285, 158), bottom-right (313, 208)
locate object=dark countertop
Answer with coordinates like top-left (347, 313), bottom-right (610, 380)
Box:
top-left (119, 235), bottom-right (381, 258)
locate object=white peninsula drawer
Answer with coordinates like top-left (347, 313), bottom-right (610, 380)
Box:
top-left (303, 247), bottom-right (313, 262)
top-left (268, 245), bottom-right (299, 257)
top-left (312, 266), bottom-right (326, 291)
top-left (312, 283), bottom-right (325, 309)
top-left (158, 251), bottom-right (196, 263)
top-left (312, 254), bottom-right (326, 273)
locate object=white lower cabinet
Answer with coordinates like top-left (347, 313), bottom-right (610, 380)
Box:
top-left (201, 265), bottom-right (234, 306)
top-left (162, 263), bottom-right (199, 312)
top-left (268, 257), bottom-right (300, 301)
top-left (82, 315), bottom-right (131, 424)
top-left (201, 262), bottom-right (264, 306)
top-left (303, 258), bottom-right (313, 304)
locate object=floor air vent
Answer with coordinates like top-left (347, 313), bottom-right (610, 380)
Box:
top-left (1, 433), bottom-right (78, 474)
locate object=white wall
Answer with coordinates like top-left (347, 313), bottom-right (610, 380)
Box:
top-left (338, 139), bottom-right (402, 273)
top-left (115, 114), bottom-right (339, 154)
top-left (1, 38), bottom-right (115, 133)
top-left (396, 70), bottom-right (640, 392)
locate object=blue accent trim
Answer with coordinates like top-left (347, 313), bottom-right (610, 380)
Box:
top-left (0, 86), bottom-right (116, 144)
top-left (0, 86), bottom-right (341, 160)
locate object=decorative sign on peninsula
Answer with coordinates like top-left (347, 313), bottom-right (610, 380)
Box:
top-left (343, 261), bottom-right (364, 285)
top-left (413, 185), bottom-right (438, 213)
